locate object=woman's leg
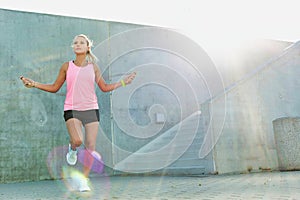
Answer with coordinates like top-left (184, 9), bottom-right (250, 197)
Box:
top-left (66, 118), bottom-right (84, 149)
top-left (82, 121), bottom-right (99, 178)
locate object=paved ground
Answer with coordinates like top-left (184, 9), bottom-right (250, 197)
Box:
top-left (1, 171), bottom-right (300, 200)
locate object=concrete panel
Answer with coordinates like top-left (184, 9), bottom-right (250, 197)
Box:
top-left (103, 28), bottom-right (218, 174)
top-left (0, 8), bottom-right (115, 182)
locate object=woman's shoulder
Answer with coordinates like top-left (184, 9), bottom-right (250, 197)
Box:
top-left (90, 62), bottom-right (99, 69)
top-left (61, 61), bottom-right (70, 71)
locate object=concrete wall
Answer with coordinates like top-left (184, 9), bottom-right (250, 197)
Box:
top-left (211, 43), bottom-right (300, 174)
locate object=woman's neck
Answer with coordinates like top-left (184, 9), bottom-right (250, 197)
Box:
top-left (74, 55), bottom-right (87, 66)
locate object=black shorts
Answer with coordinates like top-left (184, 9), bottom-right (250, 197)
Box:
top-left (63, 109), bottom-right (99, 125)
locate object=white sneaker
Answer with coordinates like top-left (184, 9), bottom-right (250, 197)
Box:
top-left (78, 178), bottom-right (91, 192)
top-left (66, 144), bottom-right (77, 165)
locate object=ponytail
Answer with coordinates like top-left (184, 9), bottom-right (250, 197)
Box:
top-left (86, 49), bottom-right (98, 64)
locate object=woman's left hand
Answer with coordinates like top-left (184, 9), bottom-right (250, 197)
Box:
top-left (124, 72), bottom-right (136, 85)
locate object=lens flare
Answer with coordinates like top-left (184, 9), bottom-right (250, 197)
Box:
top-left (78, 149), bottom-right (104, 174)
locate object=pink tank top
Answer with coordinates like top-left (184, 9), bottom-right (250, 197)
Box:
top-left (64, 61), bottom-right (99, 111)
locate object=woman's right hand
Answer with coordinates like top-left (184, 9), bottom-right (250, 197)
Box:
top-left (20, 76), bottom-right (35, 88)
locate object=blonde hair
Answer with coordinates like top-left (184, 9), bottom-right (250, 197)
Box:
top-left (72, 34), bottom-right (98, 63)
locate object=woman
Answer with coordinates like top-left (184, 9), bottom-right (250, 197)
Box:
top-left (20, 34), bottom-right (136, 192)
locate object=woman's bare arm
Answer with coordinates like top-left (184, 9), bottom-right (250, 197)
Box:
top-left (20, 62), bottom-right (68, 93)
top-left (94, 64), bottom-right (136, 92)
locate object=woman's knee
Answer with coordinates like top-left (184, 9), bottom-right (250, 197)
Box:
top-left (72, 138), bottom-right (83, 147)
top-left (66, 118), bottom-right (84, 147)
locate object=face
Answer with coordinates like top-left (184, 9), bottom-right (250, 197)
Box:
top-left (72, 36), bottom-right (89, 54)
